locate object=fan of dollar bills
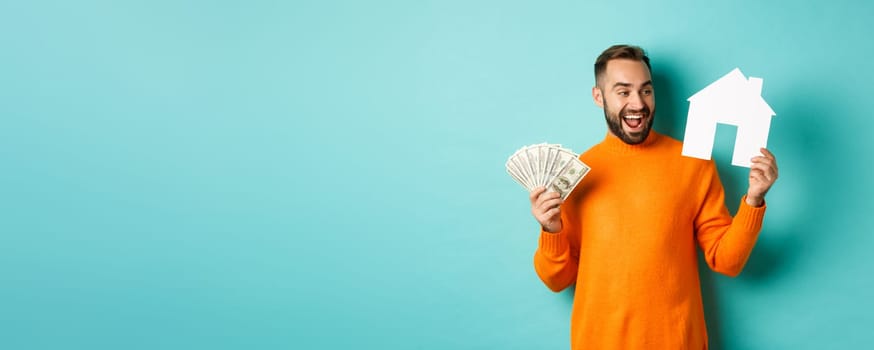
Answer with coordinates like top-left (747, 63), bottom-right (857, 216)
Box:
top-left (506, 143), bottom-right (591, 200)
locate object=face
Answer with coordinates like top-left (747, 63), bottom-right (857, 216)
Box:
top-left (592, 59), bottom-right (655, 145)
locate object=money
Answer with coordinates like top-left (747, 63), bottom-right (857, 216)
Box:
top-left (506, 143), bottom-right (590, 199)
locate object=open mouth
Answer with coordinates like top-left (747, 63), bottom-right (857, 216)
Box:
top-left (622, 114), bottom-right (647, 131)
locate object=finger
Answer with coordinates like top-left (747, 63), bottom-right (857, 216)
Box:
top-left (542, 207), bottom-right (561, 222)
top-left (535, 191), bottom-right (561, 206)
top-left (750, 157), bottom-right (777, 174)
top-left (760, 148), bottom-right (776, 160)
top-left (750, 156), bottom-right (775, 167)
top-left (749, 160), bottom-right (770, 172)
top-left (753, 157), bottom-right (779, 177)
top-left (749, 168), bottom-right (768, 184)
top-left (749, 164), bottom-right (772, 183)
top-left (532, 198), bottom-right (562, 215)
top-left (529, 186), bottom-right (547, 203)
top-left (539, 198), bottom-right (563, 212)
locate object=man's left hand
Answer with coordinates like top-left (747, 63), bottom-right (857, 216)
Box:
top-left (746, 148), bottom-right (778, 207)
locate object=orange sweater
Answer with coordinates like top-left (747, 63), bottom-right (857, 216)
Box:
top-left (534, 131), bottom-right (765, 349)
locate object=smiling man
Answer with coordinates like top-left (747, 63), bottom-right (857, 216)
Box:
top-left (528, 45), bottom-right (778, 349)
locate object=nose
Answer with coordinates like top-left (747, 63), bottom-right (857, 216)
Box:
top-left (627, 92), bottom-right (644, 110)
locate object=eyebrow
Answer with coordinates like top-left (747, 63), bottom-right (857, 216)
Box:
top-left (612, 80), bottom-right (653, 90)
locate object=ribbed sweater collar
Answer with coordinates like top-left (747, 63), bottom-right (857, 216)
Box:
top-left (600, 130), bottom-right (661, 155)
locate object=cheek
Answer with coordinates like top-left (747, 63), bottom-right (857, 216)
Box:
top-left (606, 97), bottom-right (625, 109)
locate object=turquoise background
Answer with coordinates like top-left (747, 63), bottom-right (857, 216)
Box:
top-left (2, 1), bottom-right (872, 349)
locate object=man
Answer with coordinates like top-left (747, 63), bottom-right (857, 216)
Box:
top-left (529, 45), bottom-right (778, 349)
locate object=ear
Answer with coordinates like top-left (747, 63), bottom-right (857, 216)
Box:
top-left (592, 86), bottom-right (604, 109)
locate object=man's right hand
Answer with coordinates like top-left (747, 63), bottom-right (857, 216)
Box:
top-left (530, 186), bottom-right (563, 233)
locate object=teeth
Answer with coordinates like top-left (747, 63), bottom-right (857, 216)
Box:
top-left (624, 115), bottom-right (643, 119)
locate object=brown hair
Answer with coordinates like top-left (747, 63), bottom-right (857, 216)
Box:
top-left (594, 45), bottom-right (651, 86)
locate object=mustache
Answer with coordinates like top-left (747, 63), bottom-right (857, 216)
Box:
top-left (620, 106), bottom-right (650, 117)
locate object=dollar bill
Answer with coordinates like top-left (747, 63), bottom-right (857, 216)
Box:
top-left (546, 156), bottom-right (590, 199)
top-left (505, 143), bottom-right (590, 197)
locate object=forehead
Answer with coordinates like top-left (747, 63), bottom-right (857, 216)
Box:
top-left (603, 59), bottom-right (652, 86)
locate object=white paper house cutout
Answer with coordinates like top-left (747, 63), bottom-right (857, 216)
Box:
top-left (681, 68), bottom-right (776, 167)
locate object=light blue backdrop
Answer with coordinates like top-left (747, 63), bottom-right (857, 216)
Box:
top-left (2, 1), bottom-right (872, 349)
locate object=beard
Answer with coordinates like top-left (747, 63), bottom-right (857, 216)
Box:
top-left (603, 98), bottom-right (655, 145)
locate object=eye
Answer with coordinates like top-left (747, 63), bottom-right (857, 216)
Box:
top-left (618, 91), bottom-right (629, 97)
top-left (642, 89), bottom-right (653, 96)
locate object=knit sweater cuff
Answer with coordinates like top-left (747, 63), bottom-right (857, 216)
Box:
top-left (539, 230), bottom-right (570, 256)
top-left (735, 195), bottom-right (767, 231)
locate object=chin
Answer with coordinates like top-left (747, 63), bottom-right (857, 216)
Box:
top-left (624, 130), bottom-right (650, 144)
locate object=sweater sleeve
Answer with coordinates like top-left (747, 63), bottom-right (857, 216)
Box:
top-left (533, 206), bottom-right (579, 292)
top-left (694, 162), bottom-right (767, 277)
